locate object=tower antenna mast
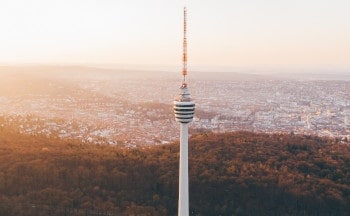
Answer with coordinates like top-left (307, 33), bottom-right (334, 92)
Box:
top-left (182, 7), bottom-right (188, 85)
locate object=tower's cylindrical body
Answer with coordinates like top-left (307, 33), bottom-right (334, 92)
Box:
top-left (174, 85), bottom-right (195, 216)
top-left (178, 123), bottom-right (189, 216)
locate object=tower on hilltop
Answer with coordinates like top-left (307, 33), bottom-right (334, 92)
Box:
top-left (173, 6), bottom-right (195, 216)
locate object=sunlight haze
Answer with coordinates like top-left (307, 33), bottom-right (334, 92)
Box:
top-left (0, 0), bottom-right (349, 70)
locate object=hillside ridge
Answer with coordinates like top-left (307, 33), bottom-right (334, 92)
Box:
top-left (0, 128), bottom-right (349, 215)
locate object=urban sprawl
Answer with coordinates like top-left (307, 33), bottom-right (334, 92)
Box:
top-left (0, 69), bottom-right (349, 147)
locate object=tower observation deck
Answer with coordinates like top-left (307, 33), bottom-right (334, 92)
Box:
top-left (174, 85), bottom-right (195, 123)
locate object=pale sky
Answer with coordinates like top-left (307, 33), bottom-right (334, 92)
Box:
top-left (0, 0), bottom-right (349, 70)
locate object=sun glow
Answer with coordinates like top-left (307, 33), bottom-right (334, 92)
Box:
top-left (0, 0), bottom-right (349, 69)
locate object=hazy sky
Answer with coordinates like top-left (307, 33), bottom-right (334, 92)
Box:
top-left (0, 0), bottom-right (349, 70)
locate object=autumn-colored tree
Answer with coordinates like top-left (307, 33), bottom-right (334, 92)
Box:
top-left (0, 128), bottom-right (349, 215)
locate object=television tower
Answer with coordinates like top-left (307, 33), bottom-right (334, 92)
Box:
top-left (174, 6), bottom-right (195, 216)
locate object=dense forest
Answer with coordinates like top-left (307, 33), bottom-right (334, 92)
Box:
top-left (0, 127), bottom-right (349, 215)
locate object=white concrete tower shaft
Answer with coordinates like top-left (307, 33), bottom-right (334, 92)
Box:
top-left (179, 122), bottom-right (189, 216)
top-left (173, 6), bottom-right (195, 216)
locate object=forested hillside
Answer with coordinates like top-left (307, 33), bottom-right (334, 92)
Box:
top-left (0, 127), bottom-right (349, 215)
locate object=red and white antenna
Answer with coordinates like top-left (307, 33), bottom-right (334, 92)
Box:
top-left (182, 7), bottom-right (188, 85)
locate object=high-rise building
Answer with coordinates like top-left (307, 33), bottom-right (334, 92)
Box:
top-left (173, 6), bottom-right (195, 216)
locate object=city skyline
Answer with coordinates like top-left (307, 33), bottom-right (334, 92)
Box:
top-left (0, 0), bottom-right (349, 71)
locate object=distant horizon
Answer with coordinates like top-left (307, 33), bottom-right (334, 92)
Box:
top-left (1, 62), bottom-right (349, 75)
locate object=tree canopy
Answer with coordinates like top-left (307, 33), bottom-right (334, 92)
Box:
top-left (0, 127), bottom-right (349, 215)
